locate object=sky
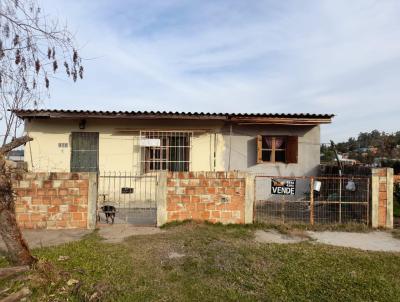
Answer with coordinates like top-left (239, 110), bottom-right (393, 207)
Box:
top-left (38, 0), bottom-right (400, 143)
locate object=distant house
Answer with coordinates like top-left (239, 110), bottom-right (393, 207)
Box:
top-left (335, 154), bottom-right (359, 166)
top-left (355, 146), bottom-right (378, 155)
top-left (356, 147), bottom-right (369, 153)
top-left (7, 149), bottom-right (24, 162)
top-left (14, 109), bottom-right (333, 176)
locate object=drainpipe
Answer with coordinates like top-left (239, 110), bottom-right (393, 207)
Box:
top-left (228, 123), bottom-right (233, 171)
top-left (213, 132), bottom-right (217, 171)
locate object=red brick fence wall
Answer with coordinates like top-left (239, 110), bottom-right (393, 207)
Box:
top-left (9, 169), bottom-right (396, 229)
top-left (166, 172), bottom-right (247, 224)
top-left (12, 171), bottom-right (253, 229)
top-left (12, 172), bottom-right (97, 230)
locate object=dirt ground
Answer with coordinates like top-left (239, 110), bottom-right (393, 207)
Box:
top-left (97, 224), bottom-right (164, 243)
top-left (0, 225), bottom-right (164, 252)
top-left (308, 231), bottom-right (400, 252)
top-left (1, 226), bottom-right (400, 253)
top-left (0, 229), bottom-right (91, 251)
top-left (254, 229), bottom-right (308, 244)
top-left (255, 229), bottom-right (400, 252)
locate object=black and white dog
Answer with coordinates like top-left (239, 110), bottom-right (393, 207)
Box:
top-left (99, 205), bottom-right (116, 224)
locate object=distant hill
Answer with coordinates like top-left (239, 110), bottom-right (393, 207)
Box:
top-left (321, 130), bottom-right (400, 170)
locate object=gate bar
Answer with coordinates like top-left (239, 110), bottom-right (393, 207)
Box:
top-left (310, 177), bottom-right (314, 225)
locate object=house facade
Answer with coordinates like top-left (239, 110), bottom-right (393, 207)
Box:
top-left (15, 109), bottom-right (333, 176)
top-left (11, 109), bottom-right (343, 226)
top-left (11, 110), bottom-right (394, 229)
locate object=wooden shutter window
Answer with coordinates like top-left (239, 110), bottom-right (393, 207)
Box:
top-left (257, 135), bottom-right (262, 163)
top-left (286, 136), bottom-right (298, 164)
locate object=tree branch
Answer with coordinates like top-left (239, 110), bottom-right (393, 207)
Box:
top-left (0, 287), bottom-right (31, 302)
top-left (0, 135), bottom-right (32, 155)
top-left (0, 266), bottom-right (30, 280)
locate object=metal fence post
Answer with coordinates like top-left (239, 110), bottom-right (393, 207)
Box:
top-left (310, 177), bottom-right (314, 225)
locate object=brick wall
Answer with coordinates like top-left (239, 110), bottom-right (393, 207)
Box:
top-left (378, 170), bottom-right (388, 226)
top-left (371, 168), bottom-right (393, 228)
top-left (12, 172), bottom-right (90, 229)
top-left (166, 172), bottom-right (246, 224)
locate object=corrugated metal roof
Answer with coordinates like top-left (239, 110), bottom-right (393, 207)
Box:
top-left (13, 109), bottom-right (334, 119)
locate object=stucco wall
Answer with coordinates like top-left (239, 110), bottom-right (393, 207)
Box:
top-left (223, 124), bottom-right (321, 176)
top-left (24, 118), bottom-right (225, 173)
top-left (24, 119), bottom-right (320, 175)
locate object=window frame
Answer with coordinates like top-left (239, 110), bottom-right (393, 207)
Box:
top-left (141, 131), bottom-right (192, 173)
top-left (257, 135), bottom-right (298, 164)
top-left (144, 137), bottom-right (169, 171)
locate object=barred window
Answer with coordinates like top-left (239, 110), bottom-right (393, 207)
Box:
top-left (140, 131), bottom-right (192, 172)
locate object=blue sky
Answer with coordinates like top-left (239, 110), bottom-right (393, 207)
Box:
top-left (40, 0), bottom-right (400, 142)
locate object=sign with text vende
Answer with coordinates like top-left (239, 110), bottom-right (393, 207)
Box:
top-left (271, 178), bottom-right (296, 195)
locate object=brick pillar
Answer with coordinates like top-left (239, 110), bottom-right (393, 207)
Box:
top-left (87, 172), bottom-right (98, 229)
top-left (371, 168), bottom-right (393, 229)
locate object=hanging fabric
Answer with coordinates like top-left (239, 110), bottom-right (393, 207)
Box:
top-left (275, 137), bottom-right (284, 149)
top-left (264, 137), bottom-right (272, 148)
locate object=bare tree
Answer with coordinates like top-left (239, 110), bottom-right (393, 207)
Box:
top-left (0, 0), bottom-right (83, 265)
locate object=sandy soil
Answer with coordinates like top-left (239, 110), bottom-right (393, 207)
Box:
top-left (307, 231), bottom-right (400, 252)
top-left (254, 229), bottom-right (308, 244)
top-left (97, 224), bottom-right (164, 243)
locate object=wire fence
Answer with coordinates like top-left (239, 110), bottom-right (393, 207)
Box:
top-left (254, 175), bottom-right (370, 225)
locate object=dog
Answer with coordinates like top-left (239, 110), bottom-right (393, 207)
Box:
top-left (99, 205), bottom-right (116, 224)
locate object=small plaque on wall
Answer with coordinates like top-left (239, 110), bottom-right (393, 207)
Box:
top-left (121, 187), bottom-right (134, 194)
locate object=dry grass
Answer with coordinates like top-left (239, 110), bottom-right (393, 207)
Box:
top-left (1, 222), bottom-right (400, 301)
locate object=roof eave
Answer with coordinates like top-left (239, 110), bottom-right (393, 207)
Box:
top-left (13, 110), bottom-right (334, 125)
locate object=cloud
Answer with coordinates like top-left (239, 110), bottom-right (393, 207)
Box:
top-left (37, 0), bottom-right (400, 142)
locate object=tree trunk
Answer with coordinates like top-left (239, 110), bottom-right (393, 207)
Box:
top-left (0, 136), bottom-right (36, 266)
top-left (0, 207), bottom-right (35, 266)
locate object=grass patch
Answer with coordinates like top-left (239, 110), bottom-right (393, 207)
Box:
top-left (0, 254), bottom-right (8, 268)
top-left (163, 220), bottom-right (371, 233)
top-left (1, 223), bottom-right (399, 301)
top-left (1, 232), bottom-right (134, 301)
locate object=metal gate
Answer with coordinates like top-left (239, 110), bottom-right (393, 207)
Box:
top-left (254, 176), bottom-right (370, 225)
top-left (97, 172), bottom-right (158, 225)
